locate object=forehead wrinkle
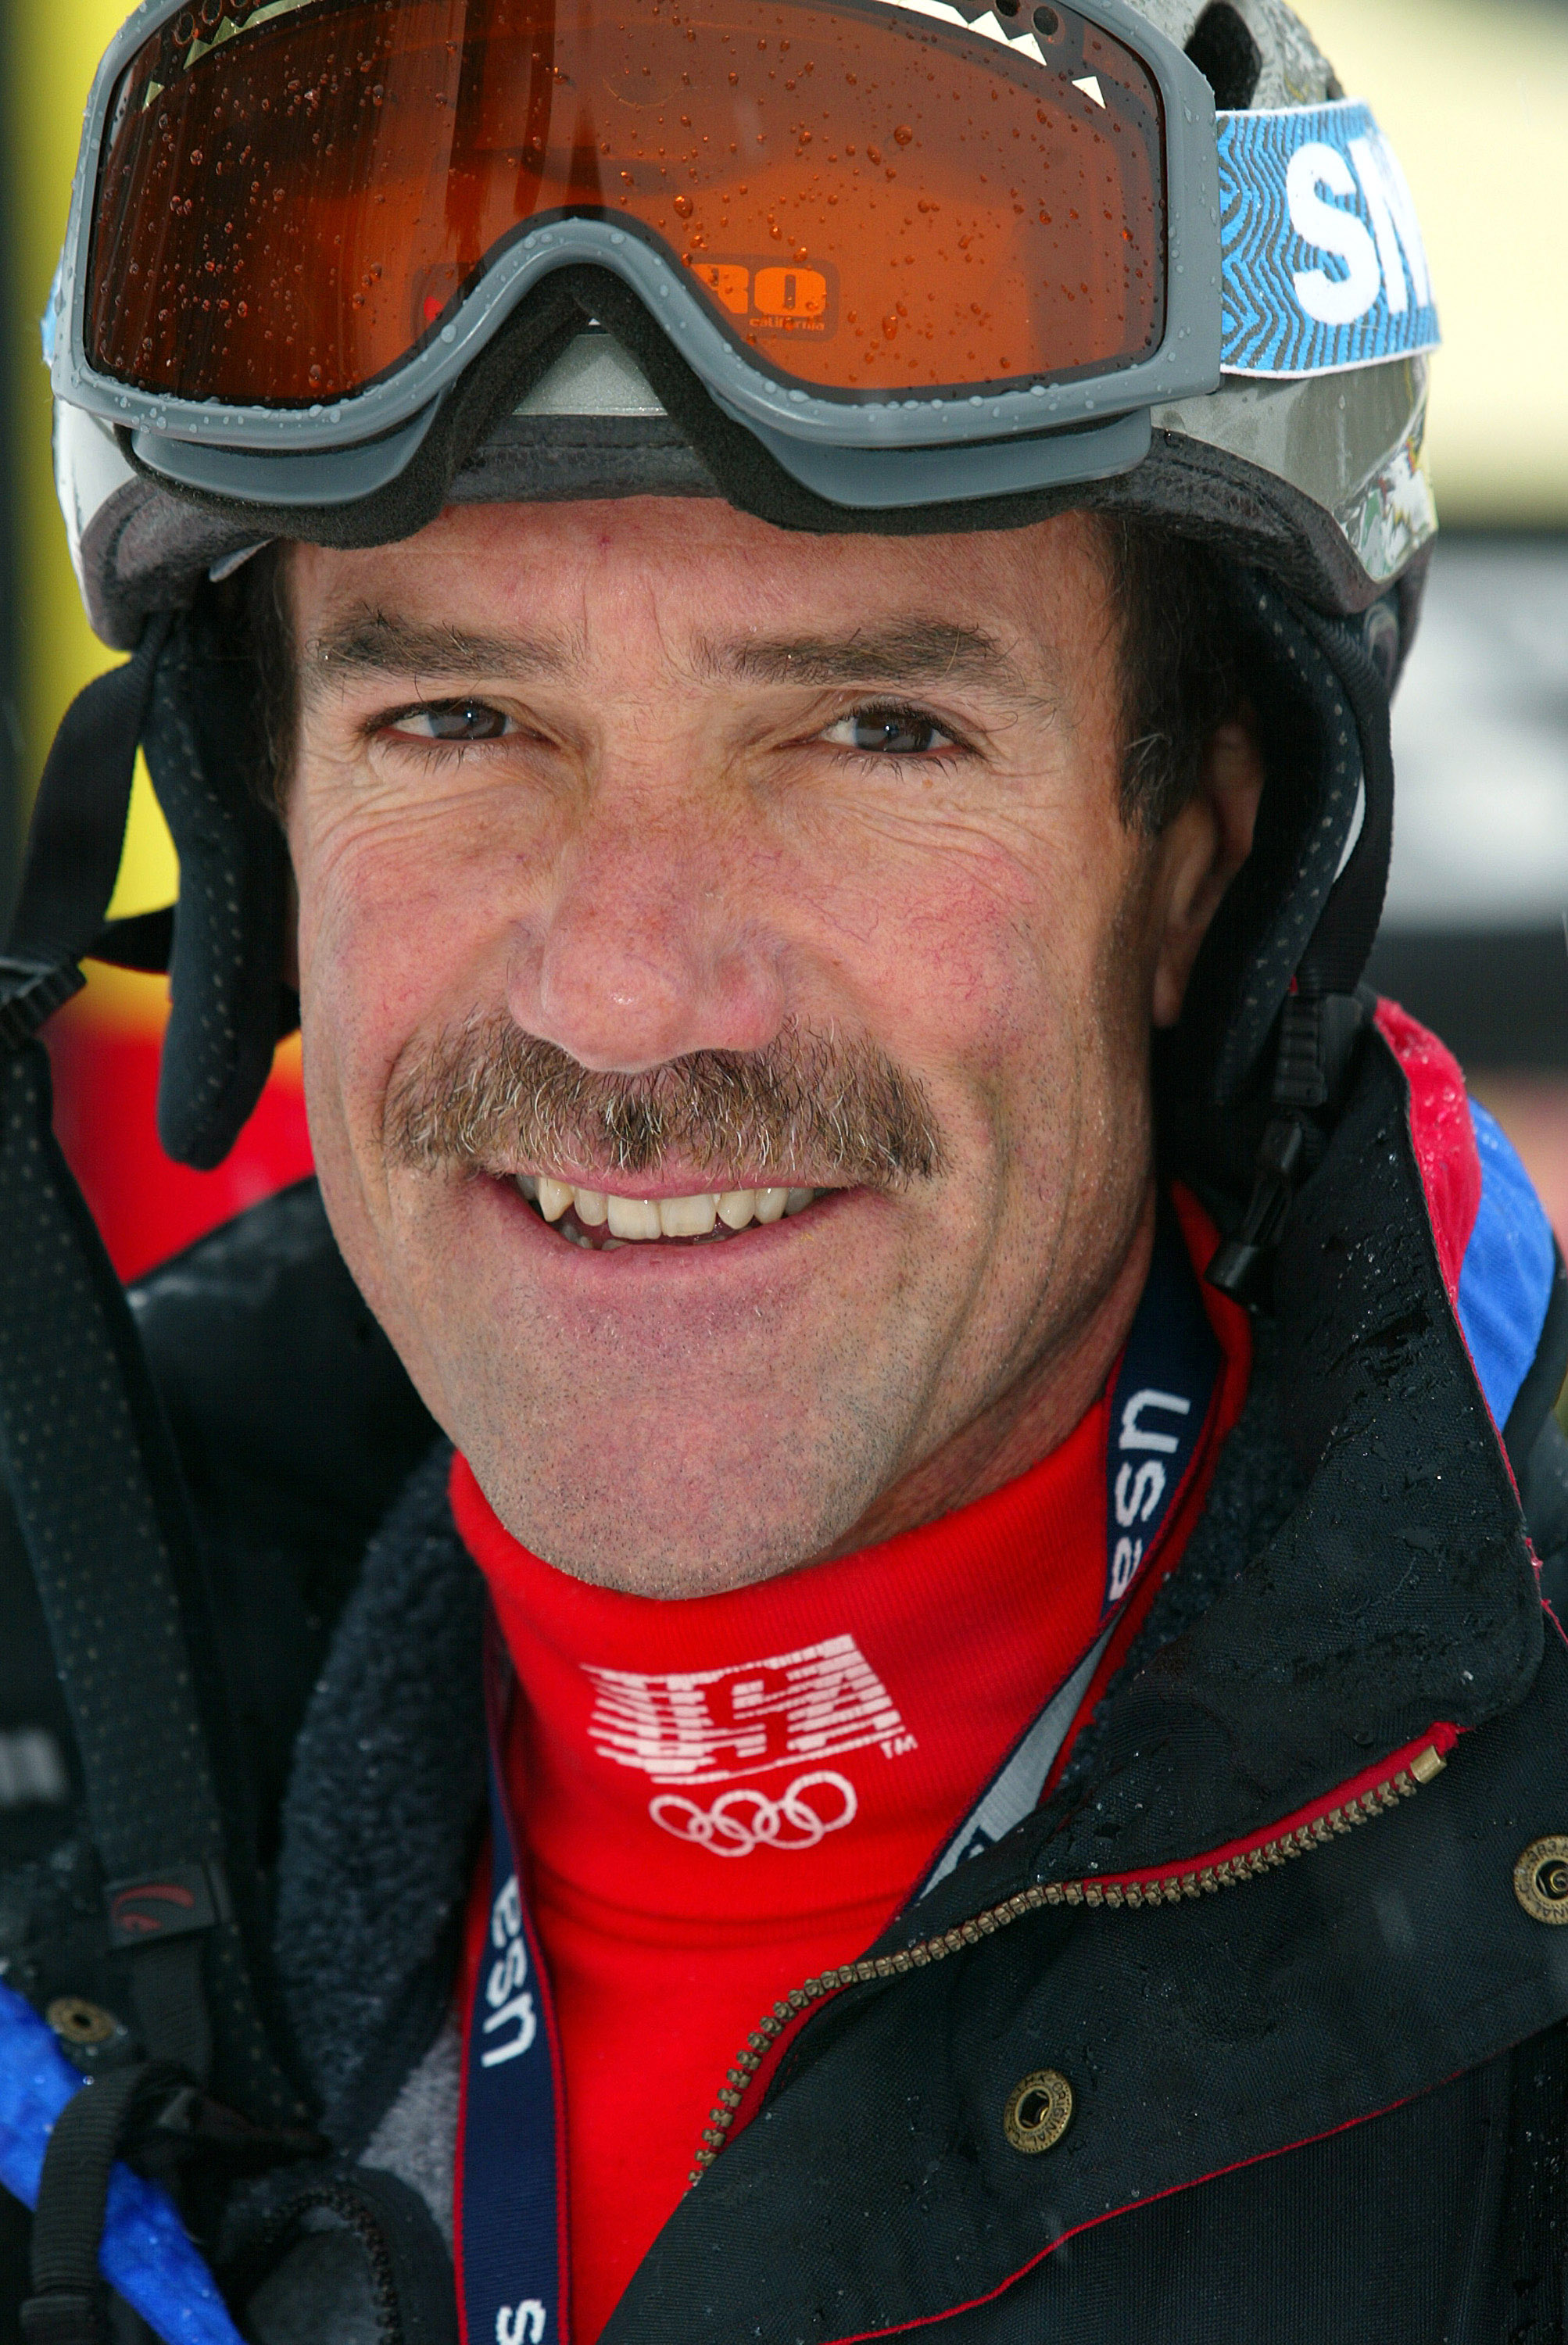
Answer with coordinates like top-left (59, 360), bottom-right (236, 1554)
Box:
top-left (686, 619), bottom-right (1043, 700)
top-left (300, 605), bottom-right (584, 704)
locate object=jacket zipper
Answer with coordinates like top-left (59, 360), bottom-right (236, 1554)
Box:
top-left (689, 1724), bottom-right (1456, 2182)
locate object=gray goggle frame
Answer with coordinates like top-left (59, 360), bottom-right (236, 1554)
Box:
top-left (50, 0), bottom-right (1223, 514)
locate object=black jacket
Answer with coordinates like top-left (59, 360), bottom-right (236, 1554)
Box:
top-left (5, 1012), bottom-right (1568, 2343)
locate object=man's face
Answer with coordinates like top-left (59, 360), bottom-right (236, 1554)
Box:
top-left (285, 499), bottom-right (1240, 1595)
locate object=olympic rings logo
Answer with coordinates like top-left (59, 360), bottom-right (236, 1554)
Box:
top-left (649, 1770), bottom-right (858, 1856)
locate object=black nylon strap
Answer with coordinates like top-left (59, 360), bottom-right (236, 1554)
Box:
top-left (1294, 603), bottom-right (1395, 1003)
top-left (5, 618), bottom-right (172, 974)
top-left (21, 2060), bottom-right (188, 2344)
top-left (0, 1039), bottom-right (305, 2118)
top-left (126, 1941), bottom-right (211, 2089)
top-left (0, 1054), bottom-right (224, 1881)
top-left (0, 621), bottom-right (306, 2123)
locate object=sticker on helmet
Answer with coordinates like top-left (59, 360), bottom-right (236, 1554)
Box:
top-left (1219, 100), bottom-right (1439, 378)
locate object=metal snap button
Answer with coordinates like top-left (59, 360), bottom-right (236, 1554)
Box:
top-left (45, 1996), bottom-right (119, 2049)
top-left (1003, 2068), bottom-right (1073, 2154)
top-left (1514, 1837), bottom-right (1568, 1924)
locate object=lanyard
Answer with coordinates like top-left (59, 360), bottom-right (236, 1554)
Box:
top-left (458, 1656), bottom-right (568, 2345)
top-left (455, 1205), bottom-right (1223, 2345)
top-left (916, 1205), bottom-right (1222, 1896)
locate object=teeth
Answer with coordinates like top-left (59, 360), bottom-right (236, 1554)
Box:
top-left (519, 1175), bottom-right (822, 1237)
top-left (659, 1191), bottom-right (718, 1238)
top-left (606, 1194), bottom-right (664, 1241)
top-left (537, 1176), bottom-right (574, 1223)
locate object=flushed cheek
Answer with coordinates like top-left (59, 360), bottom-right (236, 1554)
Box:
top-left (812, 848), bottom-right (1085, 1152)
top-left (843, 861), bottom-right (1139, 1319)
top-left (289, 840), bottom-right (498, 1387)
top-left (301, 790), bottom-right (517, 992)
top-left (298, 811), bottom-right (515, 1131)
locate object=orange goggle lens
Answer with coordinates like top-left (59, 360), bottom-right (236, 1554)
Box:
top-left (88, 0), bottom-right (1165, 409)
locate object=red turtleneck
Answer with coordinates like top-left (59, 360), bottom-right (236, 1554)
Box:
top-left (451, 1191), bottom-right (1250, 2343)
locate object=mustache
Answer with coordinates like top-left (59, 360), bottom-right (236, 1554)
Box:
top-left (383, 1014), bottom-right (944, 1190)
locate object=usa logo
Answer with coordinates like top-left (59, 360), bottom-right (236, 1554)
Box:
top-left (583, 1633), bottom-right (915, 1785)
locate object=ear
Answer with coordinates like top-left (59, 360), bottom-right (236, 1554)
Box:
top-left (1149, 703), bottom-right (1265, 1029)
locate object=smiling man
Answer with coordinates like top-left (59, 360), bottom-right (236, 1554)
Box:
top-left (259, 499), bottom-right (1273, 2337)
top-left (6, 2), bottom-right (1568, 2342)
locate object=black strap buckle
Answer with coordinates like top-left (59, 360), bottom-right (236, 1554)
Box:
top-left (105, 1863), bottom-right (233, 2085)
top-left (0, 960), bottom-right (84, 1052)
top-left (17, 2287), bottom-right (102, 2344)
top-left (1207, 991), bottom-right (1368, 1302)
top-left (104, 1861), bottom-right (231, 1950)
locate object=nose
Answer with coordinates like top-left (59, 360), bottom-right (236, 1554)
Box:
top-left (510, 806), bottom-right (786, 1075)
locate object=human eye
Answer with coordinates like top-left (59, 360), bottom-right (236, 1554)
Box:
top-left (380, 699), bottom-right (516, 744)
top-left (819, 703), bottom-right (962, 758)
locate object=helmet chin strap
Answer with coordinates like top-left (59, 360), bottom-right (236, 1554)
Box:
top-left (1205, 593), bottom-right (1397, 1301)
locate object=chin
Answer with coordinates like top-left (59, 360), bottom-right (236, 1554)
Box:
top-left (467, 1416), bottom-right (875, 1598)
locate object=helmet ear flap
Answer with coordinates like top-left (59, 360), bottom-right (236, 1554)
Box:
top-left (141, 600), bottom-right (295, 1170)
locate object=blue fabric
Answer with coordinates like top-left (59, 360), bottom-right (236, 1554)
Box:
top-left (1219, 103), bottom-right (1440, 377)
top-left (0, 1981), bottom-right (242, 2344)
top-left (1456, 1103), bottom-right (1556, 1434)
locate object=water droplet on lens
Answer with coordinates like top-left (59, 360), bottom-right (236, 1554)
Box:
top-left (893, 124), bottom-right (913, 145)
top-left (674, 194), bottom-right (693, 216)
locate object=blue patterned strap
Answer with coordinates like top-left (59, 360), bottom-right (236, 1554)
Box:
top-left (1219, 101), bottom-right (1440, 378)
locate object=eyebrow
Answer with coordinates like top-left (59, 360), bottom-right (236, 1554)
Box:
top-left (301, 608), bottom-right (1044, 705)
top-left (301, 610), bottom-right (578, 698)
top-left (692, 621), bottom-right (1038, 696)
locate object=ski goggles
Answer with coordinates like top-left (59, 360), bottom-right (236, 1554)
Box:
top-left (49, 0), bottom-right (1437, 514)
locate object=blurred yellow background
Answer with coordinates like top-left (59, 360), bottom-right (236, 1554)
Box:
top-left (6, 0), bottom-right (1568, 908)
